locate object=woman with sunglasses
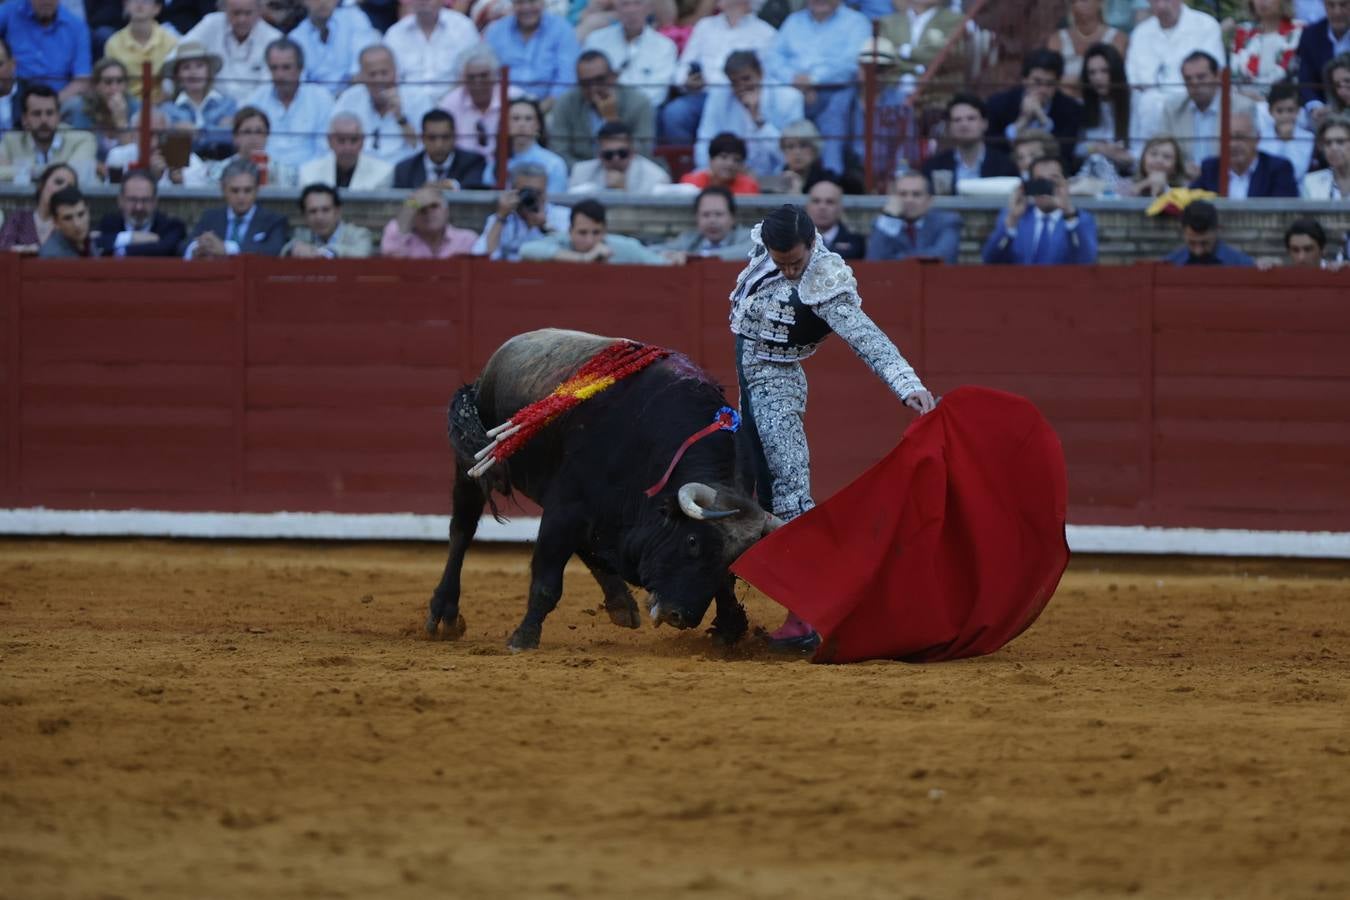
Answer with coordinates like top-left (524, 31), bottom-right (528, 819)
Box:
top-left (61, 59), bottom-right (142, 162)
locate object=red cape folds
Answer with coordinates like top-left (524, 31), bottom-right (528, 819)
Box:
top-left (732, 386), bottom-right (1069, 664)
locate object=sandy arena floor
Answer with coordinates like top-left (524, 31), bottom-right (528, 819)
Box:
top-left (1, 539), bottom-right (1347, 900)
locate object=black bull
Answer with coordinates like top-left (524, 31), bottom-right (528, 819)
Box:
top-left (426, 328), bottom-right (777, 651)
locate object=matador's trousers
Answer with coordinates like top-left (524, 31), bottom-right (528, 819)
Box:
top-left (736, 336), bottom-right (815, 523)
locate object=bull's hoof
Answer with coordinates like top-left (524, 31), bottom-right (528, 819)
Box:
top-left (708, 622), bottom-right (748, 646)
top-left (507, 628), bottom-right (540, 652)
top-left (709, 607), bottom-right (749, 645)
top-left (605, 602), bottom-right (641, 630)
top-left (425, 613), bottom-right (467, 640)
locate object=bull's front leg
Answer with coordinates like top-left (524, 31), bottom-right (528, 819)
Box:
top-left (709, 576), bottom-right (748, 645)
top-left (508, 503), bottom-right (585, 652)
top-left (577, 548), bottom-right (640, 629)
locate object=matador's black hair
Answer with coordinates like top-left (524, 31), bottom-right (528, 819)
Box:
top-left (760, 204), bottom-right (815, 252)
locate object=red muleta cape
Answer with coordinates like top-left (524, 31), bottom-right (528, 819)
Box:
top-left (732, 386), bottom-right (1069, 664)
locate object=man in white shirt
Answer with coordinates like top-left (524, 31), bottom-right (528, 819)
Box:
top-left (181, 0), bottom-right (283, 104)
top-left (1126, 0), bottom-right (1225, 139)
top-left (299, 111), bottom-right (395, 189)
top-left (245, 38), bottom-right (334, 168)
top-left (332, 44), bottom-right (428, 165)
top-left (288, 0), bottom-right (380, 96)
top-left (659, 0), bottom-right (776, 143)
top-left (695, 49), bottom-right (803, 178)
top-left (1155, 50), bottom-right (1226, 173)
top-left (582, 0), bottom-right (677, 109)
top-left (383, 0), bottom-right (478, 109)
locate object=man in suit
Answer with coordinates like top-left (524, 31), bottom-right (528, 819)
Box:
top-left (658, 186), bottom-right (754, 260)
top-left (982, 156), bottom-right (1098, 265)
top-left (984, 49), bottom-right (1083, 167)
top-left (0, 85), bottom-right (96, 183)
top-left (866, 171), bottom-right (962, 264)
top-left (806, 177), bottom-right (865, 260)
top-left (546, 49), bottom-right (654, 167)
top-left (1163, 199), bottom-right (1254, 266)
top-left (185, 158), bottom-right (289, 258)
top-left (298, 112), bottom-right (394, 191)
top-left (393, 109), bottom-right (488, 190)
top-left (1191, 111), bottom-right (1299, 198)
top-left (1297, 0), bottom-right (1350, 114)
top-left (921, 93), bottom-right (1020, 196)
top-left (282, 184), bottom-right (373, 258)
top-left (95, 171), bottom-right (187, 257)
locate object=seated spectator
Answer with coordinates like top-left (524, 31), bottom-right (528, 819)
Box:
top-left (258, 0), bottom-right (304, 35)
top-left (0, 85), bottom-right (96, 183)
top-left (384, 0), bottom-right (479, 109)
top-left (94, 169), bottom-right (187, 257)
top-left (1261, 79), bottom-right (1315, 180)
top-left (695, 50), bottom-right (803, 179)
top-left (1318, 52), bottom-right (1350, 120)
top-left (1046, 0), bottom-right (1128, 98)
top-left (158, 0), bottom-right (218, 41)
top-left (1296, 0), bottom-right (1350, 119)
top-left (288, 0), bottom-right (379, 97)
top-left (1156, 51), bottom-right (1244, 176)
top-left (473, 162), bottom-right (572, 260)
top-left (245, 38), bottom-right (333, 169)
top-left (760, 119), bottom-right (846, 195)
top-left (439, 45), bottom-right (516, 159)
top-left (519, 197), bottom-right (676, 264)
top-left (38, 185), bottom-right (97, 257)
top-left (548, 50), bottom-right (655, 167)
top-left (204, 106), bottom-right (297, 186)
top-left (1258, 217), bottom-right (1333, 269)
top-left (1124, 135), bottom-right (1190, 196)
top-left (1075, 43), bottom-right (1136, 178)
top-left (483, 0), bottom-right (580, 113)
top-left (866, 170), bottom-right (961, 264)
top-left (1126, 0), bottom-right (1224, 138)
top-left (681, 131), bottom-right (761, 194)
top-left (380, 185), bottom-right (478, 258)
top-left (283, 183), bottom-right (373, 257)
top-left (0, 162), bottom-right (77, 253)
top-left (986, 49), bottom-right (1084, 166)
top-left (0, 37), bottom-right (16, 134)
top-left (805, 177), bottom-right (864, 259)
top-left (982, 156), bottom-right (1099, 265)
top-left (877, 0), bottom-right (970, 91)
top-left (180, 0), bottom-right (282, 104)
top-left (659, 0), bottom-right (776, 144)
top-left (921, 93), bottom-right (1019, 196)
top-left (1163, 199), bottom-right (1254, 266)
top-left (61, 59), bottom-right (140, 162)
top-left (1012, 129), bottom-right (1061, 179)
top-left (582, 0), bottom-right (677, 109)
top-left (1191, 110), bottom-right (1299, 197)
top-left (104, 109), bottom-right (212, 186)
top-left (847, 36), bottom-right (908, 183)
top-left (767, 0), bottom-right (870, 174)
top-left (299, 112), bottom-right (395, 189)
top-left (184, 158), bottom-right (289, 258)
top-left (394, 109), bottom-right (489, 190)
top-left (486, 97), bottom-right (569, 193)
top-left (0, 0), bottom-right (92, 103)
top-left (568, 120), bottom-right (670, 193)
top-left (103, 0), bottom-right (177, 103)
top-left (657, 185), bottom-right (753, 260)
top-left (1231, 0), bottom-right (1304, 101)
top-left (333, 45), bottom-right (429, 166)
top-left (1301, 113), bottom-right (1350, 197)
top-left (158, 41), bottom-right (237, 159)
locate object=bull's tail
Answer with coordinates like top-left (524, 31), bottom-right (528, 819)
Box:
top-left (448, 384), bottom-right (512, 518)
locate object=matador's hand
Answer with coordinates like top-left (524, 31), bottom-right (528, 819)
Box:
top-left (904, 390), bottom-right (936, 415)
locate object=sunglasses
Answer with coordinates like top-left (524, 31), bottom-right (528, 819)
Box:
top-left (475, 119), bottom-right (489, 148)
top-left (600, 148), bottom-right (630, 161)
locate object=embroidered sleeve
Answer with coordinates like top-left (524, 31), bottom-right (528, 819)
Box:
top-left (815, 296), bottom-right (926, 401)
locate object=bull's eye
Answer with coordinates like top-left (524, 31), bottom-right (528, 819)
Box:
top-left (685, 534), bottom-right (700, 557)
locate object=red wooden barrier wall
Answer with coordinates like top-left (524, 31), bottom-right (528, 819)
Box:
top-left (3, 255), bottom-right (1349, 531)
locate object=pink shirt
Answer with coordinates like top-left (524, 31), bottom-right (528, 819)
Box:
top-left (380, 220), bottom-right (478, 259)
top-left (439, 86), bottom-right (505, 156)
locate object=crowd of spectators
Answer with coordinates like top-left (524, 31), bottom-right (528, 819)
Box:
top-left (1, 0), bottom-right (1348, 266)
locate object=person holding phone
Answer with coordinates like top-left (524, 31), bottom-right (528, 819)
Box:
top-left (981, 156), bottom-right (1098, 265)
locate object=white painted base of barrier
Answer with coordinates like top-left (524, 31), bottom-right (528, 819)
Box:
top-left (2, 508), bottom-right (1349, 559)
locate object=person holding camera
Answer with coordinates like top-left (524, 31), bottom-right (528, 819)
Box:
top-left (981, 156), bottom-right (1098, 265)
top-left (471, 162), bottom-right (571, 261)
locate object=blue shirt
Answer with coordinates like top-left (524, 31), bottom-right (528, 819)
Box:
top-left (245, 82), bottom-right (334, 168)
top-left (160, 90), bottom-right (238, 156)
top-left (1163, 241), bottom-right (1254, 267)
top-left (0, 0), bottom-right (91, 91)
top-left (695, 82), bottom-right (804, 177)
top-left (484, 12), bottom-right (579, 101)
top-left (768, 6), bottom-right (871, 86)
top-left (483, 141), bottom-right (570, 194)
top-left (288, 7), bottom-right (380, 97)
top-left (843, 0), bottom-right (894, 20)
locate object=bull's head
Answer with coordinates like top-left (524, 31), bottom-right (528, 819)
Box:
top-left (632, 482), bottom-right (782, 631)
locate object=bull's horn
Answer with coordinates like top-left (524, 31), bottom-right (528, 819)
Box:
top-left (677, 482), bottom-right (739, 520)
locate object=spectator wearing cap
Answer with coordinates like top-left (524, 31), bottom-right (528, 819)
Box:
top-left (767, 0), bottom-right (871, 174)
top-left (94, 169), bottom-right (187, 257)
top-left (867, 170), bottom-right (961, 264)
top-left (483, 0), bottom-right (580, 113)
top-left (38, 185), bottom-right (97, 257)
top-left (1296, 0), bottom-right (1350, 117)
top-left (0, 85), bottom-right (96, 183)
top-left (282, 183), bottom-right (373, 258)
top-left (985, 49), bottom-right (1084, 166)
top-left (245, 38), bottom-right (333, 168)
top-left (519, 197), bottom-right (677, 265)
top-left (921, 93), bottom-right (1020, 195)
top-left (762, 119), bottom-right (853, 194)
top-left (384, 0), bottom-right (478, 109)
top-left (658, 185), bottom-right (754, 260)
top-left (159, 41), bottom-right (238, 159)
top-left (850, 35), bottom-right (911, 181)
top-left (299, 112), bottom-right (395, 189)
top-left (567, 120), bottom-right (671, 193)
top-left (1125, 0), bottom-right (1225, 138)
top-left (333, 45), bottom-right (430, 166)
top-left (184, 158), bottom-right (289, 258)
top-left (982, 156), bottom-right (1099, 265)
top-left (1191, 109), bottom-right (1299, 197)
top-left (1258, 217), bottom-right (1334, 269)
top-left (806, 177), bottom-right (865, 259)
top-left (0, 0), bottom-right (91, 101)
top-left (380, 185), bottom-right (479, 259)
top-left (1162, 200), bottom-right (1254, 266)
top-left (103, 0), bottom-right (178, 103)
top-left (288, 0), bottom-right (379, 97)
top-left (438, 45), bottom-right (518, 158)
top-left (681, 131), bottom-right (761, 194)
top-left (695, 50), bottom-right (804, 179)
top-left (180, 0), bottom-right (283, 104)
top-left (876, 0), bottom-right (967, 87)
top-left (547, 50), bottom-right (655, 167)
top-left (394, 109), bottom-right (488, 190)
top-left (582, 0), bottom-right (677, 109)
top-left (1300, 113), bottom-right (1350, 198)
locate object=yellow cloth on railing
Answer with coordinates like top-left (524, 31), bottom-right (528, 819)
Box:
top-left (1146, 188), bottom-right (1219, 217)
